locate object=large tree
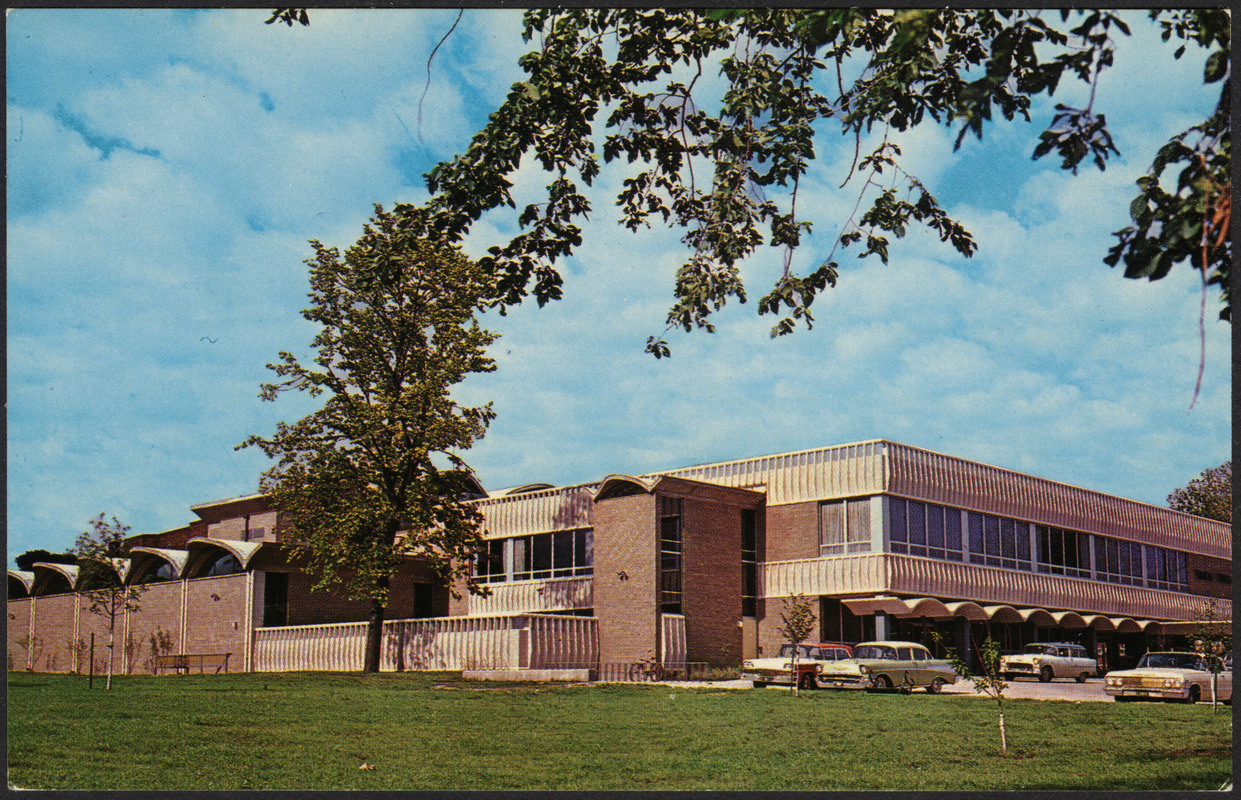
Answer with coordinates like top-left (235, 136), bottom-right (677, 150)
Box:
top-left (1167, 461), bottom-right (1231, 523)
top-left (74, 514), bottom-right (143, 690)
top-left (241, 205), bottom-right (497, 673)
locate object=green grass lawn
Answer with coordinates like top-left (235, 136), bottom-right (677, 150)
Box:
top-left (7, 671), bottom-right (1232, 791)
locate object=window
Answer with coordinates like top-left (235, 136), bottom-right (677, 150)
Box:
top-left (1141, 542), bottom-right (1189, 591)
top-left (134, 559), bottom-right (179, 584)
top-left (1095, 535), bottom-right (1145, 586)
top-left (1035, 526), bottom-right (1088, 578)
top-left (820, 498), bottom-right (871, 555)
top-left (970, 512), bottom-right (1030, 570)
top-left (478, 530), bottom-right (593, 584)
top-left (262, 571), bottom-right (288, 627)
top-left (659, 496), bottom-right (682, 613)
top-left (741, 508), bottom-right (757, 617)
top-left (890, 498), bottom-right (961, 561)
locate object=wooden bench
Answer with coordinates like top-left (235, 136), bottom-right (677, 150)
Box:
top-left (154, 653), bottom-right (231, 675)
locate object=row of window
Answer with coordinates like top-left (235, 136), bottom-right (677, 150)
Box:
top-left (474, 529), bottom-right (594, 584)
top-left (819, 499), bottom-right (873, 556)
top-left (659, 496), bottom-right (682, 614)
top-left (887, 497), bottom-right (1192, 592)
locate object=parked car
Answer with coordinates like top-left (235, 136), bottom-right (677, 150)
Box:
top-left (816, 641), bottom-right (958, 693)
top-left (1103, 651), bottom-right (1233, 704)
top-left (742, 642), bottom-right (853, 690)
top-left (999, 642), bottom-right (1096, 683)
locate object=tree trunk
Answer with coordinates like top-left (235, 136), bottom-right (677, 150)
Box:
top-left (105, 615), bottom-right (116, 691)
top-left (997, 706), bottom-right (1007, 755)
top-left (364, 597), bottom-right (386, 673)
top-left (790, 651), bottom-right (799, 697)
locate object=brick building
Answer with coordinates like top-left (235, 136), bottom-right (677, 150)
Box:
top-left (8, 440), bottom-right (1232, 675)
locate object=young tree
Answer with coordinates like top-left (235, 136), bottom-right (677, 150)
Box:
top-left (241, 204), bottom-right (498, 673)
top-left (73, 514), bottom-right (143, 690)
top-left (1191, 598), bottom-right (1231, 713)
top-left (777, 594), bottom-right (817, 697)
top-left (933, 632), bottom-right (1011, 755)
top-left (1168, 461), bottom-right (1231, 523)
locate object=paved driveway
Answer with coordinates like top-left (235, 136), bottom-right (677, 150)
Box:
top-left (940, 676), bottom-right (1112, 702)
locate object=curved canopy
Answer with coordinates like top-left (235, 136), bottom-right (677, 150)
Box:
top-left (904, 597), bottom-right (954, 619)
top-left (983, 604), bottom-right (1024, 625)
top-left (592, 474), bottom-right (659, 502)
top-left (1080, 614), bottom-right (1117, 631)
top-left (1108, 616), bottom-right (1143, 633)
top-left (186, 538), bottom-right (263, 569)
top-left (127, 547), bottom-right (189, 581)
top-left (943, 601), bottom-right (989, 621)
top-left (1018, 608), bottom-right (1058, 627)
top-left (498, 483), bottom-right (555, 496)
top-left (1050, 611), bottom-right (1087, 629)
top-left (8, 569), bottom-right (35, 595)
top-left (32, 562), bottom-right (79, 592)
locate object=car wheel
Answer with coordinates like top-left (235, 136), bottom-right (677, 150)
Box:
top-left (868, 674), bottom-right (892, 692)
top-left (927, 677), bottom-right (944, 694)
top-left (1076, 672), bottom-right (1089, 683)
top-left (798, 672), bottom-right (816, 691)
top-left (1113, 695), bottom-right (1133, 702)
top-left (1185, 684), bottom-right (1201, 704)
top-left (752, 681), bottom-right (767, 688)
top-left (1038, 666), bottom-right (1053, 683)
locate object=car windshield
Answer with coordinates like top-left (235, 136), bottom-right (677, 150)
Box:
top-left (1023, 645), bottom-right (1057, 656)
top-left (855, 645), bottom-right (897, 660)
top-left (1137, 653), bottom-right (1203, 670)
top-left (778, 645), bottom-right (816, 659)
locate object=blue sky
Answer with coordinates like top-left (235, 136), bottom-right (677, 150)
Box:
top-left (7, 9), bottom-right (1231, 564)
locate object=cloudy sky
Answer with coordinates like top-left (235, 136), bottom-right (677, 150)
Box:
top-left (7, 9), bottom-right (1231, 564)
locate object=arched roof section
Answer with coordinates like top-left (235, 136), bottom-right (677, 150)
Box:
top-left (186, 538), bottom-right (263, 569)
top-left (593, 475), bottom-right (659, 502)
top-left (1108, 617), bottom-right (1143, 633)
top-left (76, 555), bottom-right (130, 583)
top-left (1018, 608), bottom-right (1058, 627)
top-left (31, 562), bottom-right (79, 594)
top-left (904, 597), bottom-right (953, 619)
top-left (1050, 611), bottom-right (1087, 629)
top-left (983, 605), bottom-right (1024, 625)
top-left (1081, 614), bottom-right (1117, 631)
top-left (8, 570), bottom-right (34, 596)
top-left (943, 601), bottom-right (989, 621)
top-left (498, 483), bottom-right (556, 497)
top-left (127, 548), bottom-right (189, 581)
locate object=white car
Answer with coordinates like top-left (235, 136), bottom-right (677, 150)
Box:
top-left (742, 643), bottom-right (853, 690)
top-left (1104, 651), bottom-right (1232, 704)
top-left (999, 642), bottom-right (1096, 683)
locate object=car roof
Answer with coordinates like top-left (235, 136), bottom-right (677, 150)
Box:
top-left (855, 641), bottom-right (927, 648)
top-left (1029, 642), bottom-right (1085, 647)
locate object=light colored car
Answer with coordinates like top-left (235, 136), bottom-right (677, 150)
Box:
top-left (816, 640), bottom-right (958, 693)
top-left (999, 642), bottom-right (1096, 683)
top-left (1104, 651), bottom-right (1233, 704)
top-left (742, 642), bottom-right (852, 690)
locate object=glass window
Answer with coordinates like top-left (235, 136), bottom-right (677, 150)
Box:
top-left (553, 530), bottom-right (574, 577)
top-left (890, 498), bottom-right (907, 553)
top-left (999, 517), bottom-right (1015, 567)
top-left (532, 533), bottom-right (552, 579)
top-left (821, 501), bottom-right (845, 554)
top-left (659, 499), bottom-right (682, 613)
top-left (897, 647), bottom-right (914, 661)
top-left (968, 512), bottom-right (984, 563)
top-left (908, 501), bottom-right (926, 553)
top-left (846, 499), bottom-right (871, 551)
top-left (927, 505), bottom-right (944, 550)
top-left (984, 516), bottom-right (1001, 566)
top-left (944, 510), bottom-right (962, 558)
top-left (575, 529), bottom-right (593, 576)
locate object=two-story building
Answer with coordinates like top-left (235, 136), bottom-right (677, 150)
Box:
top-left (9, 440), bottom-right (1231, 676)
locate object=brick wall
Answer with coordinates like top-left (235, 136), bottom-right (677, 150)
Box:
top-left (764, 501), bottom-right (820, 561)
top-left (27, 593), bottom-right (77, 672)
top-left (8, 598), bottom-right (32, 671)
top-left (183, 574), bottom-right (250, 661)
top-left (592, 492), bottom-right (658, 664)
top-left (681, 497), bottom-right (743, 666)
top-left (1186, 552), bottom-right (1232, 600)
top-left (125, 581), bottom-right (185, 673)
